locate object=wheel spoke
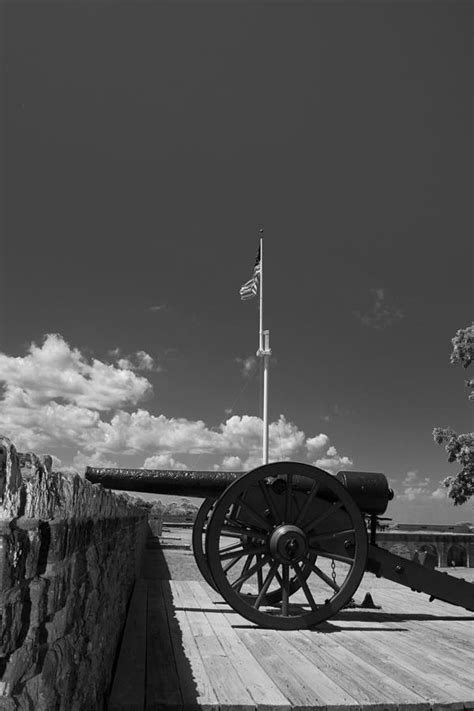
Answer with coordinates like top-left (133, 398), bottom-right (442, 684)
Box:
top-left (256, 555), bottom-right (264, 591)
top-left (223, 551), bottom-right (247, 574)
top-left (231, 554), bottom-right (272, 590)
top-left (309, 528), bottom-right (355, 544)
top-left (285, 473), bottom-right (293, 522)
top-left (292, 561), bottom-right (318, 612)
top-left (236, 496), bottom-right (272, 531)
top-left (220, 544), bottom-right (267, 562)
top-left (253, 561), bottom-right (279, 609)
top-left (218, 541), bottom-right (243, 554)
top-left (281, 563), bottom-right (290, 616)
top-left (308, 549), bottom-right (354, 565)
top-left (224, 515), bottom-right (264, 532)
top-left (259, 479), bottom-right (280, 524)
top-left (220, 547), bottom-right (245, 561)
top-left (274, 566), bottom-right (283, 587)
top-left (221, 523), bottom-right (267, 541)
top-left (233, 554), bottom-right (254, 591)
top-left (291, 493), bottom-right (302, 518)
top-left (303, 501), bottom-right (344, 534)
top-left (304, 556), bottom-right (341, 592)
top-left (295, 480), bottom-right (320, 527)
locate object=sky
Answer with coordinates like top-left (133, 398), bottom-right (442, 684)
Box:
top-left (1, 1), bottom-right (472, 524)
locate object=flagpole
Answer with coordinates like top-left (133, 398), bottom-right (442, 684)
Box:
top-left (258, 229), bottom-right (264, 353)
top-left (256, 228), bottom-right (271, 465)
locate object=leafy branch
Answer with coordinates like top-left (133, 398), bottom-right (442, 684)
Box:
top-left (433, 324), bottom-right (474, 505)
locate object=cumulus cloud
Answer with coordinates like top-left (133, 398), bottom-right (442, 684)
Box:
top-left (214, 455), bottom-right (244, 471)
top-left (72, 450), bottom-right (119, 472)
top-left (354, 288), bottom-right (403, 329)
top-left (306, 434), bottom-right (330, 458)
top-left (269, 416), bottom-right (306, 460)
top-left (313, 445), bottom-right (353, 474)
top-left (0, 334), bottom-right (152, 412)
top-left (401, 486), bottom-right (428, 502)
top-left (0, 335), bottom-right (354, 474)
top-left (401, 470), bottom-right (430, 490)
top-left (213, 414), bottom-right (307, 470)
top-left (403, 470), bottom-right (419, 485)
top-left (143, 454), bottom-right (187, 470)
top-left (397, 470), bottom-right (440, 502)
top-left (110, 347), bottom-right (158, 372)
top-left (0, 390), bottom-right (102, 451)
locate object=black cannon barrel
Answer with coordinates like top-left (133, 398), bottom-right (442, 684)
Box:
top-left (85, 467), bottom-right (242, 498)
top-left (86, 466), bottom-right (392, 514)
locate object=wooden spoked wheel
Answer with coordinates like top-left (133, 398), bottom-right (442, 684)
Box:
top-left (192, 497), bottom-right (218, 590)
top-left (192, 496), bottom-right (315, 602)
top-left (205, 462), bottom-right (368, 629)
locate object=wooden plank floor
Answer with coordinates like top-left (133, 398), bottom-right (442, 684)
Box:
top-left (108, 533), bottom-right (474, 711)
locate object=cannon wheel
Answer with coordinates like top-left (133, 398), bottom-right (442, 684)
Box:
top-left (192, 497), bottom-right (316, 601)
top-left (205, 462), bottom-right (368, 630)
top-left (192, 497), bottom-right (218, 590)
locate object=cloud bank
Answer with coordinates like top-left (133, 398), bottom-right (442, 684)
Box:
top-left (0, 334), bottom-right (351, 474)
top-left (395, 469), bottom-right (447, 502)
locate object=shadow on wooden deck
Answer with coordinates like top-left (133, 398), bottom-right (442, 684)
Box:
top-left (107, 539), bottom-right (202, 711)
top-left (107, 533), bottom-right (474, 711)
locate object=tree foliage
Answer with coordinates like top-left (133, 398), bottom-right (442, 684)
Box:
top-left (433, 323), bottom-right (474, 505)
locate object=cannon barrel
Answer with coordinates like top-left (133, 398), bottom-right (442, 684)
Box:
top-left (85, 467), bottom-right (242, 498)
top-left (86, 465), bottom-right (392, 515)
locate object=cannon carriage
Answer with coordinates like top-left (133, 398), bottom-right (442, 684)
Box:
top-left (86, 462), bottom-right (474, 630)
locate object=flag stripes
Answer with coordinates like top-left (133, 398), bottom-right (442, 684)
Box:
top-left (239, 246), bottom-right (261, 301)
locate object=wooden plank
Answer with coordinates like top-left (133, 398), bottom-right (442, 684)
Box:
top-left (146, 582), bottom-right (183, 711)
top-left (384, 614), bottom-right (474, 664)
top-left (330, 629), bottom-right (458, 709)
top-left (367, 584), bottom-right (473, 619)
top-left (334, 598), bottom-right (474, 651)
top-left (358, 589), bottom-right (474, 666)
top-left (290, 629), bottom-right (429, 710)
top-left (274, 628), bottom-right (402, 711)
top-left (238, 627), bottom-right (334, 711)
top-left (330, 608), bottom-right (473, 706)
top-left (268, 629), bottom-right (373, 711)
top-left (188, 581), bottom-right (292, 711)
top-left (137, 563), bottom-right (474, 711)
top-left (108, 578), bottom-right (148, 711)
top-left (220, 595), bottom-right (422, 710)
top-left (175, 581), bottom-right (256, 711)
top-left (368, 632), bottom-right (474, 702)
top-left (165, 581), bottom-right (219, 711)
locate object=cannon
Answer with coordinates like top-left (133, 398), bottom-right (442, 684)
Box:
top-left (86, 462), bottom-right (474, 629)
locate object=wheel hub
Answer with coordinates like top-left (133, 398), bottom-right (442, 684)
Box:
top-left (269, 524), bottom-right (308, 564)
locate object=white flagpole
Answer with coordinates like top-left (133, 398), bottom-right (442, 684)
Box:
top-left (258, 229), bottom-right (264, 353)
top-left (256, 228), bottom-right (271, 465)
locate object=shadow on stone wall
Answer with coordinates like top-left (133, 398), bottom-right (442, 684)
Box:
top-left (0, 435), bottom-right (148, 711)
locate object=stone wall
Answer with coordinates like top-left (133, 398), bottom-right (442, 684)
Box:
top-left (0, 436), bottom-right (148, 711)
top-left (376, 530), bottom-right (474, 567)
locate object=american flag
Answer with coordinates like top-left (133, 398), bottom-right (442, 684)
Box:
top-left (239, 247), bottom-right (261, 300)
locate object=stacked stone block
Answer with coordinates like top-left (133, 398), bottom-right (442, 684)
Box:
top-left (0, 436), bottom-right (148, 711)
